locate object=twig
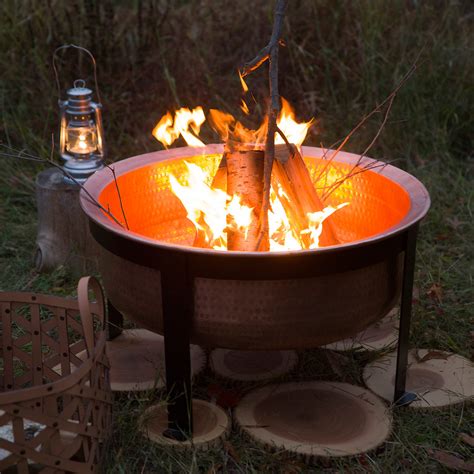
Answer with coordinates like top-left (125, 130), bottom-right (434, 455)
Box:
top-left (320, 94), bottom-right (396, 200)
top-left (241, 45), bottom-right (271, 77)
top-left (319, 161), bottom-right (390, 200)
top-left (275, 124), bottom-right (295, 153)
top-left (104, 163), bottom-right (129, 230)
top-left (243, 0), bottom-right (288, 250)
top-left (0, 143), bottom-right (125, 229)
top-left (314, 51), bottom-right (424, 187)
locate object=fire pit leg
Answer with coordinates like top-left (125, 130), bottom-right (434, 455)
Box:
top-left (161, 259), bottom-right (193, 440)
top-left (393, 226), bottom-right (418, 406)
top-left (107, 300), bottom-right (123, 340)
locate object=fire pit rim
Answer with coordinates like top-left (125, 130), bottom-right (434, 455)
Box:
top-left (80, 144), bottom-right (430, 258)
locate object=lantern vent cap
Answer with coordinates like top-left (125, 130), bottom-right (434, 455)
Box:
top-left (67, 79), bottom-right (93, 99)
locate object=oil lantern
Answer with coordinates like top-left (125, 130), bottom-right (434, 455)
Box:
top-left (59, 79), bottom-right (105, 183)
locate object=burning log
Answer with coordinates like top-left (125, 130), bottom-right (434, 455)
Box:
top-left (274, 143), bottom-right (339, 247)
top-left (226, 149), bottom-right (267, 251)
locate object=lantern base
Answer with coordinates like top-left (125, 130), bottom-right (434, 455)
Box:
top-left (62, 157), bottom-right (104, 184)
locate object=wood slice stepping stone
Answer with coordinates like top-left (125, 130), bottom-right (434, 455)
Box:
top-left (140, 399), bottom-right (230, 449)
top-left (235, 381), bottom-right (392, 459)
top-left (107, 329), bottom-right (206, 391)
top-left (363, 349), bottom-right (474, 408)
top-left (210, 349), bottom-right (298, 382)
top-left (325, 308), bottom-right (399, 352)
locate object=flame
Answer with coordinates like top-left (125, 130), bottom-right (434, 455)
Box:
top-left (208, 109), bottom-right (268, 145)
top-left (154, 98), bottom-right (345, 251)
top-left (169, 162), bottom-right (347, 251)
top-left (152, 107), bottom-right (205, 147)
top-left (152, 97), bottom-right (312, 149)
top-left (275, 98), bottom-right (314, 146)
top-left (238, 70), bottom-right (249, 93)
top-left (169, 162), bottom-right (253, 250)
top-left (240, 99), bottom-right (250, 115)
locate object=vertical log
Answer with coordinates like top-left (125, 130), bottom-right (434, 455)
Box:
top-left (226, 149), bottom-right (266, 251)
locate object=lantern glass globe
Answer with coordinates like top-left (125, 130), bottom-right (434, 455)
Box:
top-left (66, 125), bottom-right (98, 156)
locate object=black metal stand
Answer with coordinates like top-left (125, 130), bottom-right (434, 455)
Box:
top-left (393, 225), bottom-right (418, 406)
top-left (96, 222), bottom-right (422, 438)
top-left (161, 255), bottom-right (193, 440)
top-left (107, 300), bottom-right (123, 341)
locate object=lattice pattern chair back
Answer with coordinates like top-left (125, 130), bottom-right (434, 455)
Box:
top-left (0, 277), bottom-right (112, 473)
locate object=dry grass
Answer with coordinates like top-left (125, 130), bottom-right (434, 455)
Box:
top-left (1, 0), bottom-right (473, 472)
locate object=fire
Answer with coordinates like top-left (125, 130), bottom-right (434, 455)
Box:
top-left (153, 97), bottom-right (347, 252)
top-left (152, 107), bottom-right (205, 148)
top-left (153, 97), bottom-right (312, 148)
top-left (169, 162), bottom-right (253, 250)
top-left (169, 162), bottom-right (347, 251)
top-left (275, 98), bottom-right (313, 146)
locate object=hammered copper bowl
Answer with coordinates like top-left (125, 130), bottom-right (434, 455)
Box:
top-left (80, 145), bottom-right (429, 350)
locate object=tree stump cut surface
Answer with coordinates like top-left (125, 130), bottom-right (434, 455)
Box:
top-left (325, 308), bottom-right (399, 352)
top-left (140, 400), bottom-right (230, 449)
top-left (107, 329), bottom-right (206, 391)
top-left (210, 349), bottom-right (298, 382)
top-left (363, 349), bottom-right (474, 408)
top-left (235, 381), bottom-right (392, 459)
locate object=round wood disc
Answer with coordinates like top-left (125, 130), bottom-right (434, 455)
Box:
top-left (140, 399), bottom-right (230, 448)
top-left (324, 308), bottom-right (399, 352)
top-left (235, 381), bottom-right (392, 459)
top-left (210, 349), bottom-right (298, 382)
top-left (107, 329), bottom-right (206, 391)
top-left (363, 349), bottom-right (474, 408)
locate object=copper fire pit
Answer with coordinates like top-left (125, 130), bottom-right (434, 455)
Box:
top-left (81, 144), bottom-right (428, 348)
top-left (80, 144), bottom-right (430, 437)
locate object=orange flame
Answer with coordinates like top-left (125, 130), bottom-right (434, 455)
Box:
top-left (240, 99), bottom-right (250, 115)
top-left (275, 98), bottom-right (314, 146)
top-left (169, 162), bottom-right (347, 251)
top-left (152, 98), bottom-right (313, 149)
top-left (154, 97), bottom-right (345, 251)
top-left (238, 70), bottom-right (249, 93)
top-left (153, 106), bottom-right (205, 147)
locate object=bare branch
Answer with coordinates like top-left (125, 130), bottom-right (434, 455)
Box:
top-left (241, 45), bottom-right (270, 77)
top-left (314, 51), bottom-right (424, 186)
top-left (0, 144), bottom-right (125, 229)
top-left (104, 163), bottom-right (129, 230)
top-left (244, 0), bottom-right (288, 250)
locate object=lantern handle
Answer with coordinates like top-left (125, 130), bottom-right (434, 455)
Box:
top-left (52, 44), bottom-right (102, 105)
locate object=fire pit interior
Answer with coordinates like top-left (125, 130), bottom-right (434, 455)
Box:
top-left (82, 144), bottom-right (428, 351)
top-left (99, 146), bottom-right (410, 249)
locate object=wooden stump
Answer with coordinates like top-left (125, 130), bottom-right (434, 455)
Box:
top-left (35, 167), bottom-right (99, 275)
top-left (140, 399), bottom-right (230, 449)
top-left (235, 381), bottom-right (392, 460)
top-left (210, 349), bottom-right (298, 382)
top-left (363, 349), bottom-right (474, 408)
top-left (106, 329), bottom-right (206, 392)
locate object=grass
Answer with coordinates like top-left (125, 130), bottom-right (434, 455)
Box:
top-left (1, 0), bottom-right (473, 472)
